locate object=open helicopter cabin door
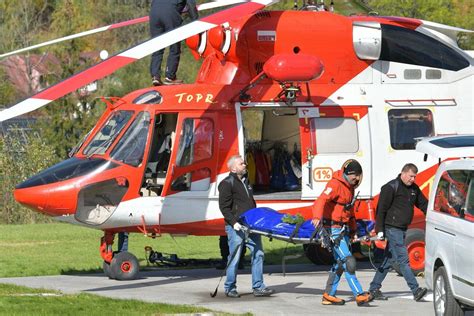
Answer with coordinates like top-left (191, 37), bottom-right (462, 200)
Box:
top-left (162, 112), bottom-right (218, 197)
top-left (240, 105), bottom-right (302, 200)
top-left (142, 112), bottom-right (178, 197)
top-left (298, 106), bottom-right (372, 200)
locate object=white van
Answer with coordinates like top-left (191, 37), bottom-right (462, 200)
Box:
top-left (418, 135), bottom-right (474, 316)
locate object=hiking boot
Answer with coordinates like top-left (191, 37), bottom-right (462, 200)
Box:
top-left (152, 76), bottom-right (162, 86)
top-left (413, 287), bottom-right (427, 301)
top-left (356, 292), bottom-right (372, 306)
top-left (253, 287), bottom-right (274, 297)
top-left (225, 290), bottom-right (240, 298)
top-left (370, 289), bottom-right (388, 301)
top-left (164, 77), bottom-right (183, 85)
top-left (322, 292), bottom-right (345, 305)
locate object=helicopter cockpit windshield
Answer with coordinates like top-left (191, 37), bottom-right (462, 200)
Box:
top-left (83, 110), bottom-right (134, 156)
top-left (111, 111), bottom-right (151, 167)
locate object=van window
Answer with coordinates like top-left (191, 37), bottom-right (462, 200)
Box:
top-left (464, 175), bottom-right (474, 222)
top-left (176, 118), bottom-right (214, 166)
top-left (311, 118), bottom-right (358, 153)
top-left (388, 109), bottom-right (434, 150)
top-left (433, 170), bottom-right (470, 219)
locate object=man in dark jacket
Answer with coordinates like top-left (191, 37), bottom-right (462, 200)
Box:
top-left (369, 163), bottom-right (428, 301)
top-left (218, 154), bottom-right (274, 298)
top-left (149, 0), bottom-right (198, 86)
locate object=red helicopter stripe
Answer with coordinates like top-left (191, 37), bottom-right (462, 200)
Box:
top-left (35, 56), bottom-right (134, 101)
top-left (108, 16), bottom-right (149, 30)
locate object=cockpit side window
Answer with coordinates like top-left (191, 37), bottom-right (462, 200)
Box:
top-left (111, 111), bottom-right (151, 167)
top-left (380, 24), bottom-right (469, 71)
top-left (175, 118), bottom-right (214, 167)
top-left (83, 110), bottom-right (134, 156)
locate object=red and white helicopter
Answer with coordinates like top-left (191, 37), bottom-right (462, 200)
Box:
top-left (1, 0), bottom-right (473, 280)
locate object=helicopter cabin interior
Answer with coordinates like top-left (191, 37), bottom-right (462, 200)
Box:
top-left (142, 113), bottom-right (178, 196)
top-left (139, 108), bottom-right (303, 200)
top-left (241, 107), bottom-right (302, 200)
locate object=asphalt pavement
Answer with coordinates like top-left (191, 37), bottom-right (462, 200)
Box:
top-left (0, 262), bottom-right (435, 315)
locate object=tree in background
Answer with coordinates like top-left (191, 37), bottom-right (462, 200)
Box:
top-left (0, 135), bottom-right (57, 224)
top-left (0, 67), bottom-right (16, 106)
top-left (0, 1), bottom-right (56, 96)
top-left (36, 0), bottom-right (110, 158)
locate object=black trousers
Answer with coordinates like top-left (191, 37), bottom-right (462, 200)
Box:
top-left (149, 3), bottom-right (182, 79)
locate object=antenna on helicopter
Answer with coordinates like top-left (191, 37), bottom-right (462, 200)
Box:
top-left (330, 0), bottom-right (334, 12)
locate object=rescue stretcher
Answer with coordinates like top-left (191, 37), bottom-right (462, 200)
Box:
top-left (239, 207), bottom-right (375, 244)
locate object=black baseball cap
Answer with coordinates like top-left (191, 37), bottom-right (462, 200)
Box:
top-left (343, 159), bottom-right (362, 175)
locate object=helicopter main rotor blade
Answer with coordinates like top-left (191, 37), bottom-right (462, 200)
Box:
top-left (0, 0), bottom-right (247, 59)
top-left (0, 0), bottom-right (278, 122)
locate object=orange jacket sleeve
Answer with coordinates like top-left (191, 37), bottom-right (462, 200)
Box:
top-left (312, 180), bottom-right (339, 220)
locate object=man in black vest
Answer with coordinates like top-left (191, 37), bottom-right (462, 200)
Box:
top-left (218, 154), bottom-right (274, 298)
top-left (369, 163), bottom-right (428, 301)
top-left (149, 0), bottom-right (198, 86)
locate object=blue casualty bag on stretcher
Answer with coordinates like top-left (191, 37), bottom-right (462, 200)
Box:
top-left (239, 207), bottom-right (319, 243)
top-left (239, 207), bottom-right (375, 244)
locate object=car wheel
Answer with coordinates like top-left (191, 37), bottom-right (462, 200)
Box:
top-left (110, 251), bottom-right (140, 281)
top-left (433, 266), bottom-right (463, 316)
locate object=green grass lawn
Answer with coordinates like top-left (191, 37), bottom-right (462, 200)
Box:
top-left (0, 283), bottom-right (216, 316)
top-left (0, 223), bottom-right (308, 278)
top-left (0, 223), bottom-right (306, 315)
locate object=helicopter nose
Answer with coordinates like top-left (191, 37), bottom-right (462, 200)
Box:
top-left (14, 182), bottom-right (78, 216)
top-left (14, 186), bottom-right (50, 214)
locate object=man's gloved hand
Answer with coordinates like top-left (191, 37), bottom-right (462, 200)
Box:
top-left (233, 222), bottom-right (242, 231)
top-left (377, 232), bottom-right (385, 240)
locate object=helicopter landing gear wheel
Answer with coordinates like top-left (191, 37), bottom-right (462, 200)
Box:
top-left (390, 229), bottom-right (425, 276)
top-left (406, 229), bottom-right (425, 276)
top-left (303, 244), bottom-right (334, 265)
top-left (110, 251), bottom-right (139, 280)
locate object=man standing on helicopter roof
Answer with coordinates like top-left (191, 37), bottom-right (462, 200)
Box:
top-left (149, 0), bottom-right (198, 86)
top-left (311, 159), bottom-right (373, 306)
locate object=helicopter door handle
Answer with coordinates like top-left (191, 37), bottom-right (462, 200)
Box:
top-left (306, 148), bottom-right (313, 190)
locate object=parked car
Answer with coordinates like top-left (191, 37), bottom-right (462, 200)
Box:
top-left (419, 135), bottom-right (474, 316)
